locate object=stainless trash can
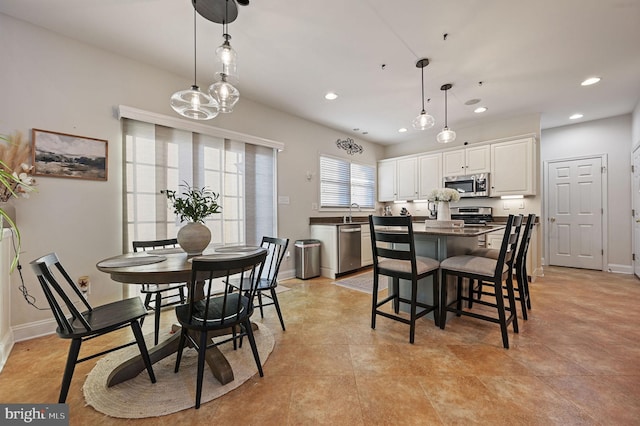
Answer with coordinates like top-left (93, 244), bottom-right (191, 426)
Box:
top-left (295, 239), bottom-right (321, 279)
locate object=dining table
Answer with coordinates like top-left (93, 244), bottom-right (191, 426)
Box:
top-left (96, 244), bottom-right (268, 387)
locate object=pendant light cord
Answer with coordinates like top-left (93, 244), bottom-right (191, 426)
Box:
top-left (193, 2), bottom-right (197, 85)
top-left (444, 88), bottom-right (448, 127)
top-left (420, 65), bottom-right (425, 113)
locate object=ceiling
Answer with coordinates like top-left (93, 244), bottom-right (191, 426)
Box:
top-left (2, 0), bottom-right (640, 145)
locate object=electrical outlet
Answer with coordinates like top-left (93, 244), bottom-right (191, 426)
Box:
top-left (312, 203), bottom-right (318, 210)
top-left (78, 276), bottom-right (90, 294)
top-left (518, 200), bottom-right (525, 209)
top-left (286, 251), bottom-right (290, 259)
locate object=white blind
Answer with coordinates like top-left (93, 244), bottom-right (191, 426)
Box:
top-left (320, 155), bottom-right (375, 209)
top-left (123, 119), bottom-right (277, 250)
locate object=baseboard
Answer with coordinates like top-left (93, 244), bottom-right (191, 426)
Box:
top-left (278, 268), bottom-right (295, 281)
top-left (0, 328), bottom-right (14, 373)
top-left (11, 318), bottom-right (57, 343)
top-left (607, 264), bottom-right (633, 274)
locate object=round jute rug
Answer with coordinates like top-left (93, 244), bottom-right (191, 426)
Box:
top-left (83, 325), bottom-right (274, 418)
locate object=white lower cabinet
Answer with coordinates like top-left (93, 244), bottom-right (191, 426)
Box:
top-left (361, 225), bottom-right (372, 266)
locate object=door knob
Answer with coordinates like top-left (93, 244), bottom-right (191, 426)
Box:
top-left (550, 217), bottom-right (556, 222)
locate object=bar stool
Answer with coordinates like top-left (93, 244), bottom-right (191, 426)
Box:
top-left (369, 215), bottom-right (440, 344)
top-left (439, 214), bottom-right (521, 349)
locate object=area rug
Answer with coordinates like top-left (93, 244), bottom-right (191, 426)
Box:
top-left (83, 325), bottom-right (274, 418)
top-left (335, 271), bottom-right (383, 294)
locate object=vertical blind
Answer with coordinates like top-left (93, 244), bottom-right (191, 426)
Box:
top-left (319, 154), bottom-right (375, 209)
top-left (123, 119), bottom-right (277, 251)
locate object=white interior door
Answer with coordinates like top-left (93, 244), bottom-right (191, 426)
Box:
top-left (548, 157), bottom-right (603, 269)
top-left (633, 147), bottom-right (640, 278)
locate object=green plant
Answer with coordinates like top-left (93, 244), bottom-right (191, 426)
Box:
top-left (0, 132), bottom-right (37, 270)
top-left (161, 182), bottom-right (222, 223)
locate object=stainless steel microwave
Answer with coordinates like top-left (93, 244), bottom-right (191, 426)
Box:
top-left (443, 173), bottom-right (489, 198)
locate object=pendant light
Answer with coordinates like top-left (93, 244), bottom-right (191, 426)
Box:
top-left (436, 83), bottom-right (456, 143)
top-left (412, 58), bottom-right (435, 130)
top-left (209, 0), bottom-right (239, 113)
top-left (170, 1), bottom-right (219, 120)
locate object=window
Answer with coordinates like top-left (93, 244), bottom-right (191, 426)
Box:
top-left (319, 154), bottom-right (375, 209)
top-left (123, 119), bottom-right (277, 250)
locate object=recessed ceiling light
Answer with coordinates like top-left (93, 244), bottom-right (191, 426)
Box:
top-left (474, 106), bottom-right (488, 113)
top-left (398, 128), bottom-right (407, 133)
top-left (581, 77), bottom-right (601, 86)
top-left (324, 92), bottom-right (338, 100)
top-left (465, 98), bottom-right (481, 105)
top-left (569, 113), bottom-right (583, 120)
top-left (362, 131), bottom-right (368, 135)
top-left (353, 128), bottom-right (360, 131)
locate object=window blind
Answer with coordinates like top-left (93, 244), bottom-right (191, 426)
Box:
top-left (319, 154), bottom-right (375, 209)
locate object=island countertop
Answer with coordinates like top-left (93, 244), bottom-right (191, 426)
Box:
top-left (413, 223), bottom-right (505, 237)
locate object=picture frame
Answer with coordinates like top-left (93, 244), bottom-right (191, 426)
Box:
top-left (32, 129), bottom-right (108, 181)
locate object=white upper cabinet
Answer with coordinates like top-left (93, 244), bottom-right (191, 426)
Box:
top-left (490, 137), bottom-right (536, 196)
top-left (378, 159), bottom-right (397, 201)
top-left (418, 152), bottom-right (442, 199)
top-left (443, 145), bottom-right (490, 176)
top-left (396, 157), bottom-right (418, 200)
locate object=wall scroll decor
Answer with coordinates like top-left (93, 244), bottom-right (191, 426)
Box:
top-left (336, 137), bottom-right (363, 155)
top-left (32, 129), bottom-right (108, 181)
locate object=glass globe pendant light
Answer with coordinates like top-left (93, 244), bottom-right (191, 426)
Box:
top-left (412, 58), bottom-right (435, 130)
top-left (170, 3), bottom-right (219, 120)
top-left (436, 83), bottom-right (456, 143)
top-left (209, 0), bottom-right (240, 113)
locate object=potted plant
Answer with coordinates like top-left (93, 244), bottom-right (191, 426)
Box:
top-left (161, 182), bottom-right (221, 255)
top-left (0, 132), bottom-right (36, 270)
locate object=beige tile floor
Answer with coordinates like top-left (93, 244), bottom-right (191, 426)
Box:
top-left (1, 266), bottom-right (639, 425)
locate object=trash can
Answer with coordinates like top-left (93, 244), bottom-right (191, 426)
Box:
top-left (295, 239), bottom-right (321, 279)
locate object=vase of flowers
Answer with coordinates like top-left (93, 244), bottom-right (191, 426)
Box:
top-left (0, 131), bottom-right (36, 269)
top-left (427, 188), bottom-right (460, 221)
top-left (161, 182), bottom-right (222, 255)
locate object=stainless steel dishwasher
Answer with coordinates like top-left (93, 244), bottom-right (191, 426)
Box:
top-left (338, 224), bottom-right (361, 274)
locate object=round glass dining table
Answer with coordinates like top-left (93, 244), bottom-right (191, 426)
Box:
top-left (96, 245), bottom-right (267, 387)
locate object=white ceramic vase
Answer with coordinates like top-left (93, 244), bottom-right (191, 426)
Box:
top-left (437, 201), bottom-right (451, 221)
top-left (177, 222), bottom-right (211, 255)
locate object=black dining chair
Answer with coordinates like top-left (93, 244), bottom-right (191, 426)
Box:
top-left (369, 215), bottom-right (440, 344)
top-left (132, 238), bottom-right (186, 345)
top-left (439, 214), bottom-right (522, 349)
top-left (174, 249), bottom-right (268, 409)
top-left (30, 252), bottom-right (156, 403)
top-left (225, 236), bottom-right (289, 331)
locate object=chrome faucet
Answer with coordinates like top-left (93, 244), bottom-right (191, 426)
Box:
top-left (348, 202), bottom-right (360, 223)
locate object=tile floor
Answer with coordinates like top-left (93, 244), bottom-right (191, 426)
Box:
top-left (1, 266), bottom-right (639, 425)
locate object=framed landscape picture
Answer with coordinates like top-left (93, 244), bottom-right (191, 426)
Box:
top-left (32, 129), bottom-right (108, 181)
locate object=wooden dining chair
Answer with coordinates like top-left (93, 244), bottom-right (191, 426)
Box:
top-left (174, 249), bottom-right (268, 409)
top-left (225, 236), bottom-right (289, 330)
top-left (439, 214), bottom-right (522, 349)
top-left (133, 238), bottom-right (186, 345)
top-left (369, 215), bottom-right (440, 344)
top-left (30, 252), bottom-right (156, 403)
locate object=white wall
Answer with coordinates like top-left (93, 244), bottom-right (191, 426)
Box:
top-left (0, 14), bottom-right (384, 336)
top-left (541, 114), bottom-right (632, 271)
top-left (633, 99), bottom-right (640, 150)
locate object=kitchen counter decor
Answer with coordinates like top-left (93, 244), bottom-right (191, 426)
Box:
top-left (427, 188), bottom-right (460, 221)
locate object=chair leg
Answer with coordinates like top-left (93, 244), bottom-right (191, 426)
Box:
top-left (492, 279), bottom-right (510, 349)
top-left (516, 271), bottom-right (528, 320)
top-left (174, 329), bottom-right (187, 373)
top-left (194, 331), bottom-right (208, 409)
top-left (131, 320), bottom-right (156, 383)
top-left (153, 293), bottom-right (162, 346)
top-left (409, 278), bottom-right (418, 344)
top-left (270, 288), bottom-right (286, 331)
top-left (244, 319), bottom-right (264, 377)
top-left (455, 276), bottom-right (463, 316)
top-left (143, 292), bottom-right (152, 310)
top-left (59, 338), bottom-right (81, 403)
top-left (504, 275), bottom-right (519, 333)
top-left (432, 271), bottom-right (439, 328)
top-left (392, 278), bottom-right (400, 314)
top-left (178, 286), bottom-right (186, 304)
top-left (371, 274), bottom-right (379, 330)
top-left (522, 265), bottom-right (532, 310)
top-left (439, 271), bottom-right (448, 329)
top-left (257, 291), bottom-right (265, 318)
top-left (468, 279), bottom-right (475, 308)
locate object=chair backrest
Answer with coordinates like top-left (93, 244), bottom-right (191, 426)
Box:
top-left (260, 236), bottom-right (289, 285)
top-left (30, 253), bottom-right (93, 335)
top-left (369, 215), bottom-right (418, 278)
top-left (187, 249), bottom-right (268, 326)
top-left (132, 238), bottom-right (179, 252)
top-left (515, 214), bottom-right (536, 268)
top-left (494, 214), bottom-right (523, 280)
